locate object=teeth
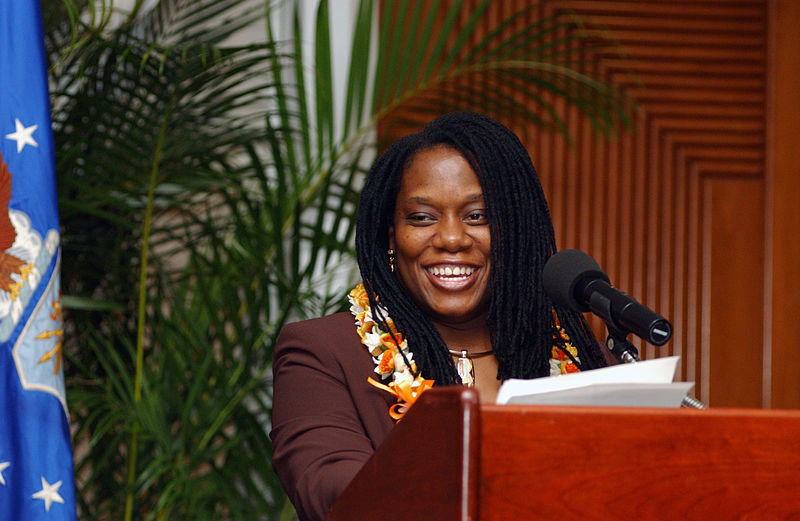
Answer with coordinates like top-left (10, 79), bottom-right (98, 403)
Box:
top-left (428, 266), bottom-right (475, 277)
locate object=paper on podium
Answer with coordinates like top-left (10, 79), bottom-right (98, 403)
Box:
top-left (495, 356), bottom-right (694, 407)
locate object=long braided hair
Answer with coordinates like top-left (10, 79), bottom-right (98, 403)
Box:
top-left (355, 112), bottom-right (606, 385)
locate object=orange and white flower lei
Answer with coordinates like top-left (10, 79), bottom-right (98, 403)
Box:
top-left (348, 283), bottom-right (433, 420)
top-left (349, 282), bottom-right (579, 420)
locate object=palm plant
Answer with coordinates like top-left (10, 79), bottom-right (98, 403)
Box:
top-left (45, 0), bottom-right (631, 519)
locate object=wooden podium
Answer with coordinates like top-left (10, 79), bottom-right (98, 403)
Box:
top-left (328, 387), bottom-right (800, 520)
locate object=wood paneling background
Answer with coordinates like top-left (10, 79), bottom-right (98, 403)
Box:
top-left (407, 0), bottom-right (800, 407)
top-left (767, 0), bottom-right (800, 409)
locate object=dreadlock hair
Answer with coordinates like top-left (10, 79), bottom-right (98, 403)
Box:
top-left (355, 112), bottom-right (607, 386)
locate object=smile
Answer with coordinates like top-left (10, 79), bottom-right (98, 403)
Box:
top-left (426, 265), bottom-right (476, 278)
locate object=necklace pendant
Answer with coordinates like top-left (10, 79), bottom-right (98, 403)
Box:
top-left (455, 349), bottom-right (476, 387)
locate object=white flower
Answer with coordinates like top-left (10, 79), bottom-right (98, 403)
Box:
top-left (393, 352), bottom-right (407, 372)
top-left (361, 307), bottom-right (373, 324)
top-left (362, 330), bottom-right (383, 356)
top-left (347, 293), bottom-right (364, 316)
top-left (393, 369), bottom-right (414, 387)
top-left (350, 303), bottom-right (364, 318)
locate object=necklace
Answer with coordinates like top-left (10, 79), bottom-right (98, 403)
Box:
top-left (448, 349), bottom-right (493, 387)
top-left (348, 282), bottom-right (581, 421)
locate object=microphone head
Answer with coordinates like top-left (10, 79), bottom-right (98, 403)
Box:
top-left (542, 249), bottom-right (610, 312)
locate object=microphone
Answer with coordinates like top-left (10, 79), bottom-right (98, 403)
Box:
top-left (541, 250), bottom-right (706, 408)
top-left (542, 249), bottom-right (672, 346)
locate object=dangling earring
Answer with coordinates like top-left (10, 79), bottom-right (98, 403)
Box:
top-left (387, 249), bottom-right (395, 272)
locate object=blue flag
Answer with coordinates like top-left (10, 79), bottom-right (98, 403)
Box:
top-left (0, 2), bottom-right (78, 520)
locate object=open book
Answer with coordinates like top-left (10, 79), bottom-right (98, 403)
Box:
top-left (495, 356), bottom-right (694, 408)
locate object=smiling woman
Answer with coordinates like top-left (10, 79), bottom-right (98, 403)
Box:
top-left (269, 113), bottom-right (612, 521)
top-left (391, 146), bottom-right (492, 327)
top-left (389, 146), bottom-right (497, 398)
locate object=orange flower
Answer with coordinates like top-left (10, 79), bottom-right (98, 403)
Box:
top-left (564, 362), bottom-right (580, 374)
top-left (380, 332), bottom-right (403, 349)
top-left (357, 319), bottom-right (374, 340)
top-left (385, 318), bottom-right (399, 334)
top-left (377, 350), bottom-right (395, 374)
top-left (349, 283), bottom-right (371, 310)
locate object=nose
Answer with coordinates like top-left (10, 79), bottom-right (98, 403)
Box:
top-left (432, 216), bottom-right (473, 252)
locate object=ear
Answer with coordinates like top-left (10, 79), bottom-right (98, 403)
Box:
top-left (388, 225), bottom-right (396, 250)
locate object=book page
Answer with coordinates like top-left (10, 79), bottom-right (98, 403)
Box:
top-left (496, 356), bottom-right (691, 407)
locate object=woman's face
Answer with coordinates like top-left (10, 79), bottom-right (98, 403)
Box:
top-left (390, 145), bottom-right (491, 326)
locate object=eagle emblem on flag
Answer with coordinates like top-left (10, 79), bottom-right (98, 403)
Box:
top-left (0, 152), bottom-right (64, 412)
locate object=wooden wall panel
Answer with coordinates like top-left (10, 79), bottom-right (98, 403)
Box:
top-left (393, 0), bottom-right (799, 407)
top-left (455, 0), bottom-right (785, 407)
top-left (767, 0), bottom-right (800, 409)
top-left (482, 0), bottom-right (770, 407)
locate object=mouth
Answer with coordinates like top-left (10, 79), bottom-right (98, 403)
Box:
top-left (424, 264), bottom-right (479, 288)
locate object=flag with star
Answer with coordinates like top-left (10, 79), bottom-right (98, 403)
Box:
top-left (0, 1), bottom-right (77, 520)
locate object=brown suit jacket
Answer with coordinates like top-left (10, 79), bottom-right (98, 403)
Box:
top-left (270, 311), bottom-right (616, 521)
top-left (270, 312), bottom-right (395, 521)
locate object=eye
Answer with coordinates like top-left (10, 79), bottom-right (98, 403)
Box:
top-left (465, 210), bottom-right (488, 224)
top-left (406, 213), bottom-right (436, 225)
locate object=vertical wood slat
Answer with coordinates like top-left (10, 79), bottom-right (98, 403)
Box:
top-left (766, 0), bottom-right (800, 409)
top-left (708, 177), bottom-right (764, 407)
